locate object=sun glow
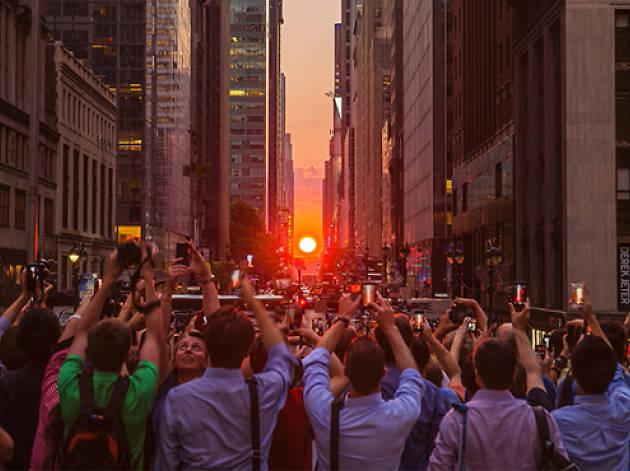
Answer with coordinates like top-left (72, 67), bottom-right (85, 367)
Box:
top-left (299, 237), bottom-right (317, 254)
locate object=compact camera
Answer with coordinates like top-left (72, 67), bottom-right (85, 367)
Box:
top-left (25, 261), bottom-right (50, 292)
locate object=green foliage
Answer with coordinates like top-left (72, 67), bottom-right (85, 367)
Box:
top-left (229, 201), bottom-right (280, 282)
top-left (210, 261), bottom-right (236, 294)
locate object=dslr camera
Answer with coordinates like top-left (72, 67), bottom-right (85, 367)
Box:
top-left (117, 241), bottom-right (143, 268)
top-left (24, 261), bottom-right (50, 292)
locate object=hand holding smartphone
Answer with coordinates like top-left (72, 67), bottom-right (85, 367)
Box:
top-left (362, 284), bottom-right (376, 307)
top-left (513, 282), bottom-right (527, 311)
top-left (175, 242), bottom-right (192, 266)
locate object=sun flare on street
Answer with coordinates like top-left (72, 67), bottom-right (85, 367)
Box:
top-left (298, 237), bottom-right (317, 254)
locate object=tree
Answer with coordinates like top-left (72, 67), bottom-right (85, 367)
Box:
top-left (229, 201), bottom-right (280, 282)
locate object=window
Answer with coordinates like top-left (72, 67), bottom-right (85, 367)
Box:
top-left (63, 145), bottom-right (69, 228)
top-left (100, 164), bottom-right (105, 235)
top-left (618, 168), bottom-right (630, 200)
top-left (73, 151), bottom-right (79, 230)
top-left (83, 155), bottom-right (89, 232)
top-left (44, 198), bottom-right (54, 233)
top-left (92, 160), bottom-right (98, 233)
top-left (0, 186), bottom-right (9, 226)
top-left (15, 190), bottom-right (26, 229)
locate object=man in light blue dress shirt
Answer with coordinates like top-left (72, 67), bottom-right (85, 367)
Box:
top-left (303, 293), bottom-right (424, 470)
top-left (552, 334), bottom-right (630, 470)
top-left (156, 280), bottom-right (296, 470)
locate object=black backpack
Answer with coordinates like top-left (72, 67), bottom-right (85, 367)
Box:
top-left (61, 373), bottom-right (132, 470)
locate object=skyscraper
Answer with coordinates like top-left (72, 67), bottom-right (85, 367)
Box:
top-left (45, 0), bottom-right (193, 254)
top-left (229, 0), bottom-right (268, 222)
top-left (190, 0), bottom-right (230, 261)
top-left (268, 0), bottom-right (283, 234)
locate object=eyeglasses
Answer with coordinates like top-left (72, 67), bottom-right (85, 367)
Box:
top-left (177, 343), bottom-right (204, 353)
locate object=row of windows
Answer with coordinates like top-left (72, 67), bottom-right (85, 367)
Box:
top-left (61, 87), bottom-right (115, 150)
top-left (0, 186), bottom-right (54, 233)
top-left (61, 144), bottom-right (114, 238)
top-left (231, 168), bottom-right (265, 178)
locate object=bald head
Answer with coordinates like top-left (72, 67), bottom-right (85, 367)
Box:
top-left (496, 323), bottom-right (513, 342)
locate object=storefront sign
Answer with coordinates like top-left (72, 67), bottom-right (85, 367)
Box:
top-left (618, 244), bottom-right (630, 310)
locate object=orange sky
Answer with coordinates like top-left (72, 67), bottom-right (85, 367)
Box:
top-left (282, 1), bottom-right (339, 250)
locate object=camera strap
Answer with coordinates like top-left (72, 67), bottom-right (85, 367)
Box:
top-left (246, 378), bottom-right (261, 471)
top-left (330, 394), bottom-right (345, 471)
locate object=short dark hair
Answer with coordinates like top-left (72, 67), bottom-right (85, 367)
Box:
top-left (374, 315), bottom-right (413, 364)
top-left (0, 326), bottom-right (29, 370)
top-left (473, 339), bottom-right (517, 390)
top-left (571, 336), bottom-right (617, 395)
top-left (600, 321), bottom-right (626, 364)
top-left (205, 305), bottom-right (255, 369)
top-left (344, 336), bottom-right (385, 395)
top-left (334, 327), bottom-right (357, 363)
top-left (87, 319), bottom-right (132, 372)
top-left (410, 337), bottom-right (430, 371)
top-left (18, 307), bottom-right (61, 364)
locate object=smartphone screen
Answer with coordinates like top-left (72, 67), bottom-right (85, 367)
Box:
top-left (175, 243), bottom-right (191, 266)
top-left (412, 314), bottom-right (424, 332)
top-left (362, 284), bottom-right (375, 307)
top-left (231, 270), bottom-right (241, 288)
top-left (543, 335), bottom-right (550, 348)
top-left (513, 282), bottom-right (527, 309)
top-left (467, 319), bottom-right (477, 332)
top-left (570, 282), bottom-right (585, 305)
top-left (535, 344), bottom-right (546, 357)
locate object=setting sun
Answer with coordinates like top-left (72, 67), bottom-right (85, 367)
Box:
top-left (298, 237), bottom-right (317, 254)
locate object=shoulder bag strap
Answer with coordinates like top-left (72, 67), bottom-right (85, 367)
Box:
top-left (107, 376), bottom-right (131, 410)
top-left (246, 378), bottom-right (261, 471)
top-left (330, 396), bottom-right (345, 471)
top-left (533, 406), bottom-right (579, 471)
top-left (78, 373), bottom-right (95, 410)
top-left (452, 402), bottom-right (468, 471)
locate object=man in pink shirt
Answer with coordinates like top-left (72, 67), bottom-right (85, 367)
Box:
top-left (429, 339), bottom-right (567, 470)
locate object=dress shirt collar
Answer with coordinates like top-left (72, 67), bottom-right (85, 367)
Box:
top-left (574, 393), bottom-right (608, 406)
top-left (472, 389), bottom-right (515, 402)
top-left (344, 391), bottom-right (383, 407)
top-left (203, 367), bottom-right (245, 380)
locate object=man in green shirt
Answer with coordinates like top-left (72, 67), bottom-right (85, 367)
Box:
top-left (57, 245), bottom-right (162, 470)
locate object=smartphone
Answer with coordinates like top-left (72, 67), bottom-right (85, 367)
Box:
top-left (570, 282), bottom-right (585, 307)
top-left (362, 284), bottom-right (376, 307)
top-left (94, 278), bottom-right (102, 294)
top-left (543, 334), bottom-right (551, 349)
top-left (231, 270), bottom-right (243, 289)
top-left (412, 313), bottom-right (424, 333)
top-left (176, 242), bottom-right (191, 266)
top-left (467, 319), bottom-right (477, 332)
top-left (535, 344), bottom-right (546, 357)
top-left (194, 311), bottom-right (207, 331)
top-left (513, 282), bottom-right (527, 310)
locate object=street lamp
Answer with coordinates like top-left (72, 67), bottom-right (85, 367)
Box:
top-left (68, 242), bottom-right (87, 309)
top-left (485, 241), bottom-right (502, 320)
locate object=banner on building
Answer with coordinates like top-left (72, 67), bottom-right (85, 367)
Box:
top-left (618, 243), bottom-right (630, 311)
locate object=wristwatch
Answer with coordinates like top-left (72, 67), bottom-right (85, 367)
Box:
top-left (198, 274), bottom-right (216, 284)
top-left (333, 316), bottom-right (350, 327)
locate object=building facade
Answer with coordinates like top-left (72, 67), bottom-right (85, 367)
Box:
top-left (145, 0), bottom-right (193, 253)
top-left (51, 42), bottom-right (117, 291)
top-left (45, 0), bottom-right (148, 242)
top-left (0, 0), bottom-right (59, 306)
top-left (190, 0), bottom-right (230, 261)
top-left (402, 0), bottom-right (451, 294)
top-left (267, 0), bottom-right (282, 234)
top-left (511, 0), bottom-right (625, 315)
top-left (228, 0), bottom-right (268, 221)
top-left (450, 0), bottom-right (514, 308)
top-left (354, 0), bottom-right (390, 259)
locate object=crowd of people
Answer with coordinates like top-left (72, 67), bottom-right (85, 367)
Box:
top-left (0, 240), bottom-right (628, 470)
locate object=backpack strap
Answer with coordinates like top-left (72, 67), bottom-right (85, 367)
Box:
top-left (246, 378), bottom-right (261, 471)
top-left (330, 395), bottom-right (345, 471)
top-left (452, 402), bottom-right (468, 471)
top-left (78, 373), bottom-right (95, 411)
top-left (107, 376), bottom-right (131, 411)
top-left (532, 406), bottom-right (579, 471)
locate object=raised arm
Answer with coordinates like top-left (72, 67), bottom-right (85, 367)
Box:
top-left (510, 303), bottom-right (545, 393)
top-left (453, 297), bottom-right (488, 333)
top-left (1, 269), bottom-right (31, 326)
top-left (315, 294), bottom-right (360, 353)
top-left (242, 278), bottom-right (284, 351)
top-left (420, 318), bottom-right (461, 382)
top-left (67, 250), bottom-right (122, 358)
top-left (160, 261), bottom-right (189, 335)
top-left (188, 243), bottom-right (220, 316)
top-left (0, 425), bottom-right (13, 464)
top-left (138, 244), bottom-right (164, 371)
top-left (370, 293), bottom-right (417, 372)
top-left (580, 284), bottom-right (612, 349)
